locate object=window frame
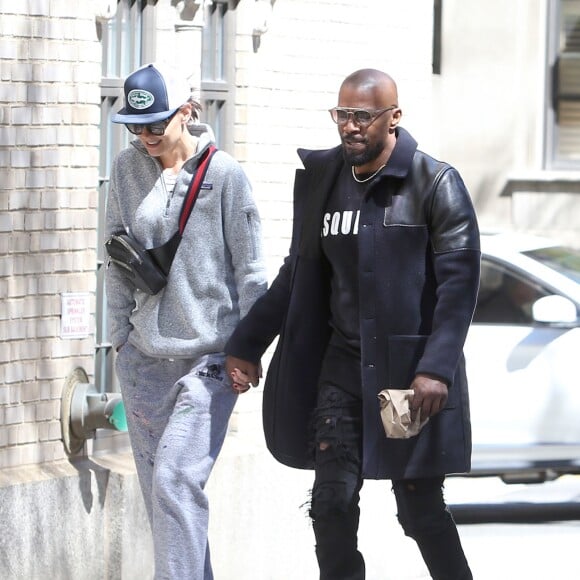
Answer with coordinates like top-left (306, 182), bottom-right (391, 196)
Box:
top-left (96, 0), bottom-right (155, 396)
top-left (545, 0), bottom-right (580, 169)
top-left (200, 0), bottom-right (236, 152)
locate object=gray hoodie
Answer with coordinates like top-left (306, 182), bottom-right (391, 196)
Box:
top-left (105, 125), bottom-right (267, 359)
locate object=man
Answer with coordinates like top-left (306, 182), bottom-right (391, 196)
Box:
top-left (226, 69), bottom-right (480, 580)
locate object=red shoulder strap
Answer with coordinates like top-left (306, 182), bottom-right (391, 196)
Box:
top-left (178, 145), bottom-right (218, 235)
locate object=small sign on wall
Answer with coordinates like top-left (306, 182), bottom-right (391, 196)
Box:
top-left (60, 292), bottom-right (91, 339)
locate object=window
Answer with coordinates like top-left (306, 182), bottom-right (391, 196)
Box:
top-left (96, 0), bottom-right (154, 394)
top-left (523, 245), bottom-right (580, 284)
top-left (432, 0), bottom-right (442, 75)
top-left (546, 0), bottom-right (580, 168)
top-left (200, 0), bottom-right (236, 150)
top-left (473, 261), bottom-right (550, 325)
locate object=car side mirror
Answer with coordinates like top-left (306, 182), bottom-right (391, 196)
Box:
top-left (532, 295), bottom-right (578, 324)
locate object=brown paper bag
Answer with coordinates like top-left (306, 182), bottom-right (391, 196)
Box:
top-left (377, 389), bottom-right (429, 439)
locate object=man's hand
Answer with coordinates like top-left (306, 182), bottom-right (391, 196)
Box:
top-left (410, 373), bottom-right (448, 421)
top-left (225, 355), bottom-right (261, 394)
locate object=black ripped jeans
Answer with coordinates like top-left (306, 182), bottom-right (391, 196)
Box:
top-left (310, 384), bottom-right (472, 580)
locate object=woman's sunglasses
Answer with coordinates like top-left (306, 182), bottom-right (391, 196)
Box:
top-left (125, 112), bottom-right (177, 136)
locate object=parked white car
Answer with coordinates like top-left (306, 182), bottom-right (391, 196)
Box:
top-left (465, 232), bottom-right (580, 483)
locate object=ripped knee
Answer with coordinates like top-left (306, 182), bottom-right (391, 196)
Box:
top-left (310, 480), bottom-right (352, 520)
top-left (393, 478), bottom-right (451, 538)
top-left (313, 410), bottom-right (361, 473)
top-left (317, 417), bottom-right (333, 451)
top-left (310, 438), bottom-right (361, 521)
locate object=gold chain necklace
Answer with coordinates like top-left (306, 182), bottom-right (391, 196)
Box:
top-left (351, 164), bottom-right (385, 183)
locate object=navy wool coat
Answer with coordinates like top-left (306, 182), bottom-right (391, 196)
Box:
top-left (226, 128), bottom-right (481, 480)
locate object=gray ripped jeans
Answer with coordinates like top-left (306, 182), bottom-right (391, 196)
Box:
top-left (116, 343), bottom-right (237, 580)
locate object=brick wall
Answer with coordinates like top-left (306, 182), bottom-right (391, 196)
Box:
top-left (0, 0), bottom-right (101, 468)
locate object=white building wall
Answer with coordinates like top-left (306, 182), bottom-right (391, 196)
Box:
top-left (234, 0), bottom-right (436, 277)
top-left (433, 0), bottom-right (548, 230)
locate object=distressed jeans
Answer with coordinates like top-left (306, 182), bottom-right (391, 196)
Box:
top-left (115, 343), bottom-right (237, 580)
top-left (310, 384), bottom-right (472, 580)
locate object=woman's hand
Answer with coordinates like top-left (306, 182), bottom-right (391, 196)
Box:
top-left (226, 356), bottom-right (261, 394)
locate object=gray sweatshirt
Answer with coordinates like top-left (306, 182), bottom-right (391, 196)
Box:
top-left (105, 125), bottom-right (267, 359)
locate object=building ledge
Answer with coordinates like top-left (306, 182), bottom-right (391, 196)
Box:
top-left (500, 172), bottom-right (580, 196)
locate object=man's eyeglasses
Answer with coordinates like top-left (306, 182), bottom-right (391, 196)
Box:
top-left (125, 112), bottom-right (177, 136)
top-left (328, 106), bottom-right (396, 127)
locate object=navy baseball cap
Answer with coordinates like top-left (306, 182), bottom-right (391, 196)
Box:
top-left (112, 63), bottom-right (192, 124)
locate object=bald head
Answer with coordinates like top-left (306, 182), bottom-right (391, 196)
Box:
top-left (335, 69), bottom-right (402, 171)
top-left (340, 69), bottom-right (398, 107)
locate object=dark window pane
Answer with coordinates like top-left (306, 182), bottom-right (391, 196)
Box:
top-left (474, 262), bottom-right (550, 324)
top-left (523, 246), bottom-right (580, 283)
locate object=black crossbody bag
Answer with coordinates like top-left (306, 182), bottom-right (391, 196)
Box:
top-left (105, 145), bottom-right (217, 295)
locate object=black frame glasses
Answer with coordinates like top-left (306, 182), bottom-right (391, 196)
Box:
top-left (124, 111), bottom-right (178, 136)
top-left (328, 106), bottom-right (396, 127)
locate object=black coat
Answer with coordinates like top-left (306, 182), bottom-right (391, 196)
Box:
top-left (226, 128), bottom-right (481, 479)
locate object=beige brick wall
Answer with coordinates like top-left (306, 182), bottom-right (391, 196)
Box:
top-left (0, 0), bottom-right (101, 468)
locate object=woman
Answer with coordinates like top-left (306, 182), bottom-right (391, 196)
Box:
top-left (105, 63), bottom-right (267, 579)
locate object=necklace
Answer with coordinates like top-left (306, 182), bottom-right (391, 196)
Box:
top-left (351, 164), bottom-right (385, 183)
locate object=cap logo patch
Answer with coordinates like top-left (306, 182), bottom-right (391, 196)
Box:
top-left (127, 89), bottom-right (155, 110)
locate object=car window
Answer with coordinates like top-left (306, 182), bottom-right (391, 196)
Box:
top-left (523, 246), bottom-right (580, 284)
top-left (473, 261), bottom-right (550, 324)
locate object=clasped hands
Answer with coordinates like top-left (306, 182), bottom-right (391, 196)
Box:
top-left (226, 355), bottom-right (261, 394)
